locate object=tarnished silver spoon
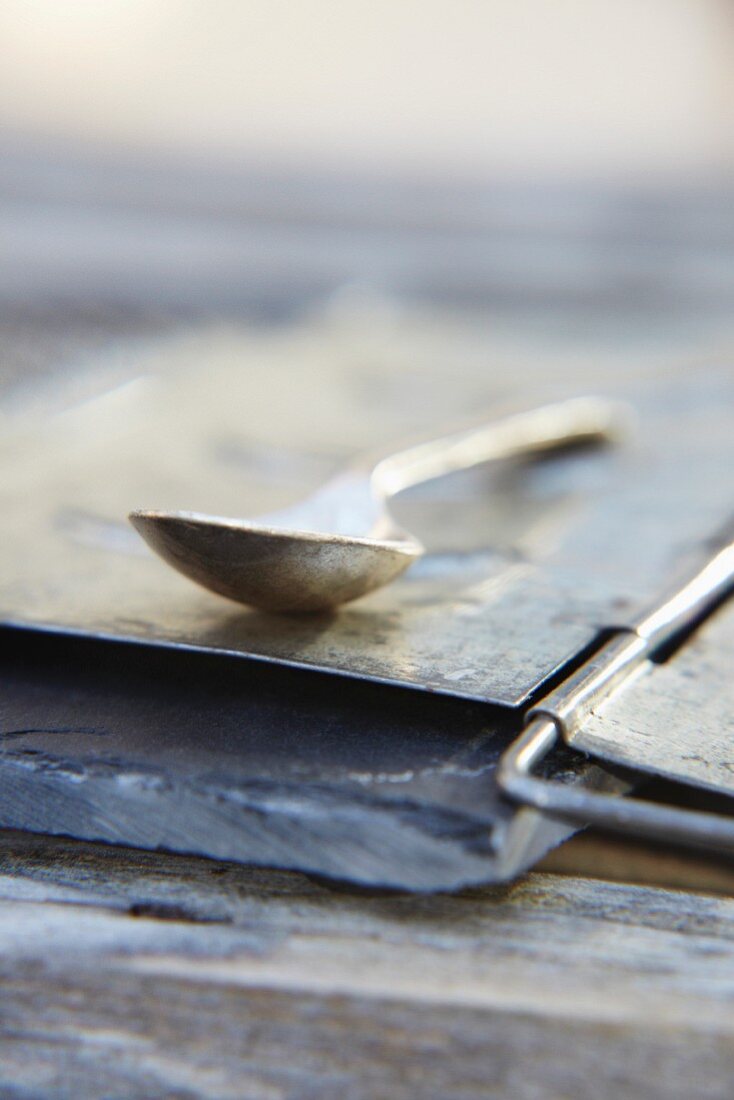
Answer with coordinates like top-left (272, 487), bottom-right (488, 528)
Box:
top-left (130, 397), bottom-right (623, 613)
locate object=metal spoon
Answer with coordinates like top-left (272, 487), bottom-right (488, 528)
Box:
top-left (130, 397), bottom-right (623, 613)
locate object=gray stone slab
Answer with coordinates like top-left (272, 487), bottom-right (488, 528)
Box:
top-left (0, 627), bottom-right (623, 891)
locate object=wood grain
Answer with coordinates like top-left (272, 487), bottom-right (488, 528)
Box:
top-left (2, 830), bottom-right (734, 1099)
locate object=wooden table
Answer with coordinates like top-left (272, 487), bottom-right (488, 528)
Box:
top-left (3, 827), bottom-right (734, 1099)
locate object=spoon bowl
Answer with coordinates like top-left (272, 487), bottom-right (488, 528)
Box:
top-left (129, 511), bottom-right (422, 613)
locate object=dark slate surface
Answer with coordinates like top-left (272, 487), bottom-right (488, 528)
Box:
top-left (0, 626), bottom-right (615, 891)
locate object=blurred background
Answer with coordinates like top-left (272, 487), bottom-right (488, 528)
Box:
top-left (1, 0), bottom-right (733, 423)
top-left (2, 0), bottom-right (734, 178)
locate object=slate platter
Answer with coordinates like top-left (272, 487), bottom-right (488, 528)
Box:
top-left (1, 148), bottom-right (731, 891)
top-left (2, 317), bottom-right (733, 708)
top-left (0, 626), bottom-right (625, 891)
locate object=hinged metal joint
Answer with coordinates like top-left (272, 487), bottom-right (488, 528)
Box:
top-left (497, 543), bottom-right (734, 853)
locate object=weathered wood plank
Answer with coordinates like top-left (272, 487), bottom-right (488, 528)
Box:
top-left (1, 831), bottom-right (734, 1098)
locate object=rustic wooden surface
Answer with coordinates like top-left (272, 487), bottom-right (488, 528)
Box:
top-left (2, 828), bottom-right (734, 1099)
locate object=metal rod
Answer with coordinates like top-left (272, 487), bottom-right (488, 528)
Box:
top-left (498, 716), bottom-right (734, 852)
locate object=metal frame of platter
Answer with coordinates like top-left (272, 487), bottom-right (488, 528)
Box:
top-left (499, 538), bottom-right (734, 853)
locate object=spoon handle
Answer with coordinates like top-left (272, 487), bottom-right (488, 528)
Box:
top-left (371, 396), bottom-right (627, 498)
